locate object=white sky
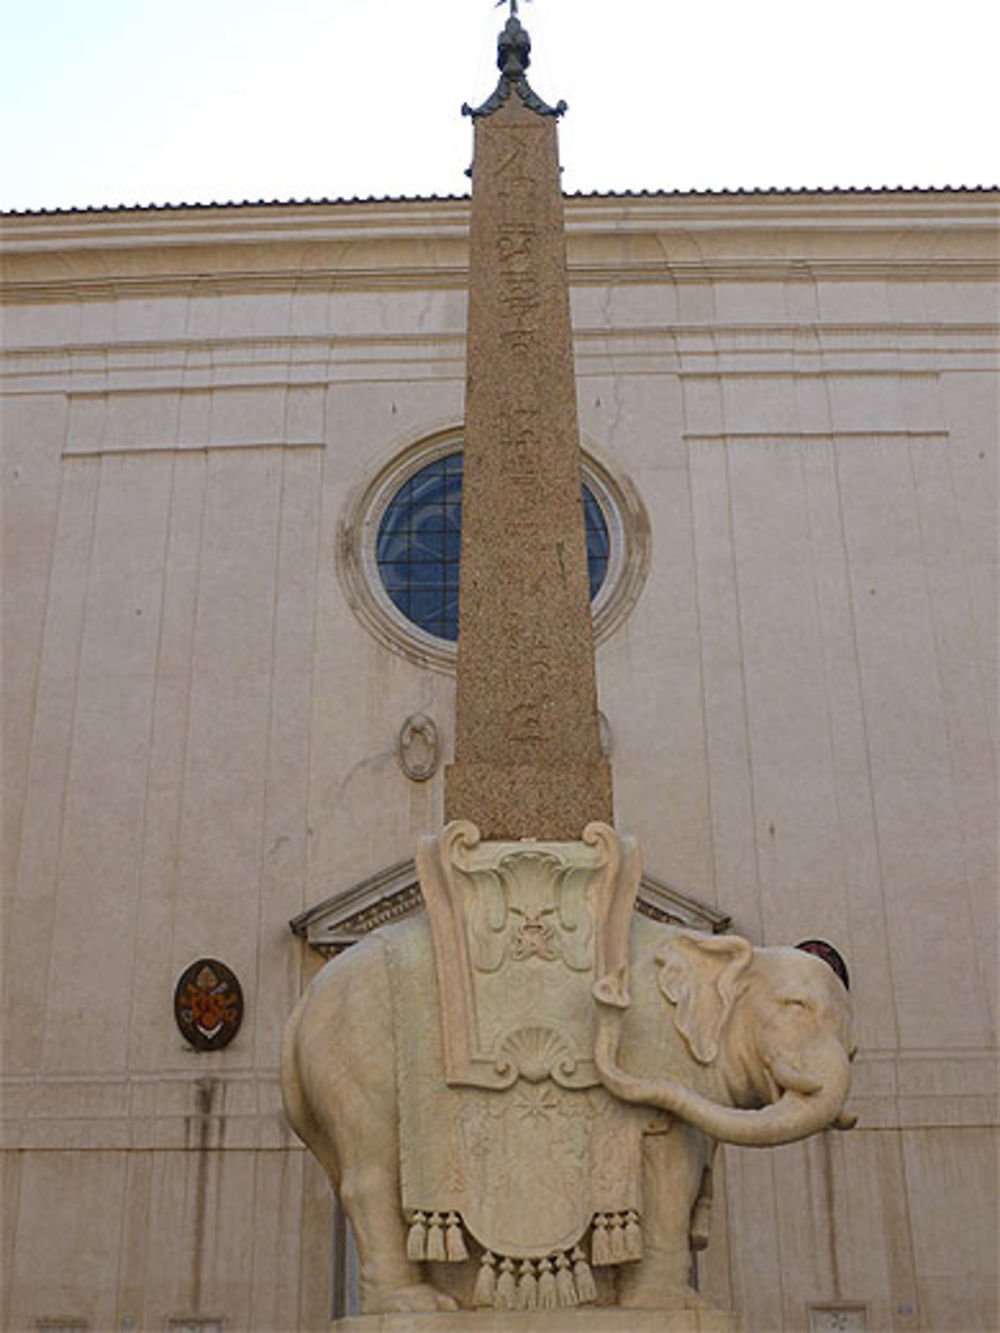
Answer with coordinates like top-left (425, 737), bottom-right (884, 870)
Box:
top-left (2, 0), bottom-right (997, 212)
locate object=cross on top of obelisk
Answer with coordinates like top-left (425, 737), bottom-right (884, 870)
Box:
top-left (464, 0), bottom-right (566, 119)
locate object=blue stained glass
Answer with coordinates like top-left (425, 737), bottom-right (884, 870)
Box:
top-left (411, 527), bottom-right (448, 559)
top-left (588, 557), bottom-right (609, 600)
top-left (408, 588), bottom-right (442, 621)
top-left (586, 528), bottom-right (609, 558)
top-left (378, 562), bottom-right (410, 592)
top-left (376, 452), bottom-right (609, 643)
top-left (443, 527), bottom-right (462, 561)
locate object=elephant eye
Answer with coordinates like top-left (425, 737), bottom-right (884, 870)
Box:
top-left (780, 997), bottom-right (809, 1010)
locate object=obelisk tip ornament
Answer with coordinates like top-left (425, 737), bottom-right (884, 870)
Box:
top-left (461, 2), bottom-right (567, 121)
top-left (445, 4), bottom-right (613, 840)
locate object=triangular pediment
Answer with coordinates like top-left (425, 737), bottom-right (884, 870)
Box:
top-left (289, 858), bottom-right (730, 958)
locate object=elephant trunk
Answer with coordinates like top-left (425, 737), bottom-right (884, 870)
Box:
top-left (593, 979), bottom-right (852, 1148)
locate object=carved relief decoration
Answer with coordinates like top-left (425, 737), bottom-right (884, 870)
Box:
top-left (386, 892), bottom-right (649, 1263)
top-left (288, 856), bottom-right (730, 958)
top-left (417, 820), bottom-right (639, 1090)
top-left (397, 712), bottom-right (440, 781)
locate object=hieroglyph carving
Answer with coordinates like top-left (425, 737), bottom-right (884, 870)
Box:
top-left (493, 134), bottom-right (542, 364)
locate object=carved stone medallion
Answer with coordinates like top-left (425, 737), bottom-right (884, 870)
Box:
top-left (397, 713), bottom-right (440, 781)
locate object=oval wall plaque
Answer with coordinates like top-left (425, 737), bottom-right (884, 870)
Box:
top-left (398, 712), bottom-right (441, 781)
top-left (174, 958), bottom-right (244, 1050)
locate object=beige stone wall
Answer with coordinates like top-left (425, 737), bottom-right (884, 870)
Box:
top-left (2, 191), bottom-right (997, 1331)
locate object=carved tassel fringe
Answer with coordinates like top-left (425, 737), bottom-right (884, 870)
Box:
top-left (517, 1259), bottom-right (538, 1310)
top-left (471, 1247), bottom-right (599, 1310)
top-left (590, 1210), bottom-right (641, 1265)
top-left (405, 1207), bottom-right (470, 1263)
top-left (591, 1214), bottom-right (612, 1266)
top-left (495, 1258), bottom-right (517, 1310)
top-left (445, 1212), bottom-right (468, 1261)
top-left (624, 1209), bottom-right (643, 1260)
top-left (405, 1211), bottom-right (427, 1262)
top-left (537, 1257), bottom-right (558, 1309)
top-left (425, 1213), bottom-right (446, 1262)
top-left (473, 1252), bottom-right (496, 1307)
top-left (404, 1205), bottom-right (634, 1312)
top-left (555, 1253), bottom-right (577, 1307)
top-left (609, 1214), bottom-right (627, 1263)
top-left (572, 1246), bottom-right (598, 1304)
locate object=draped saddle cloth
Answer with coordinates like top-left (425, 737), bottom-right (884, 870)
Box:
top-left (389, 822), bottom-right (648, 1262)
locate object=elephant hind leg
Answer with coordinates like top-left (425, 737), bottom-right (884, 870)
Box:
top-left (339, 1161), bottom-right (458, 1315)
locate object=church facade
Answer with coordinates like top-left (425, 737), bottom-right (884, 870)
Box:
top-left (2, 187), bottom-right (997, 1331)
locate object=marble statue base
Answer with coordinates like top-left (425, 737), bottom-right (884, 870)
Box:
top-left (333, 1308), bottom-right (740, 1331)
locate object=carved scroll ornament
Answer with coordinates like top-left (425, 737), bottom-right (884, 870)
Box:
top-left (417, 820), bottom-right (638, 1091)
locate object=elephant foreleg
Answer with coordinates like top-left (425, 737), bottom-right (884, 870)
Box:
top-left (690, 1144), bottom-right (718, 1254)
top-left (618, 1125), bottom-right (712, 1309)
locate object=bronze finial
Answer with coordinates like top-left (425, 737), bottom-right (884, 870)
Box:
top-left (466, 0), bottom-right (565, 119)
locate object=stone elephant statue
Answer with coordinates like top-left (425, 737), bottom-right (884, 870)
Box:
top-left (592, 923), bottom-right (856, 1308)
top-left (281, 909), bottom-right (854, 1315)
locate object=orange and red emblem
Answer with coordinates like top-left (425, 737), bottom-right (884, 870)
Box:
top-left (174, 958), bottom-right (243, 1050)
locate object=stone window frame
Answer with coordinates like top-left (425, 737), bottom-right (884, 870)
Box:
top-left (339, 425), bottom-right (649, 673)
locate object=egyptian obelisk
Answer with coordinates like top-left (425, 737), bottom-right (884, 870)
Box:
top-left (444, 3), bottom-right (613, 840)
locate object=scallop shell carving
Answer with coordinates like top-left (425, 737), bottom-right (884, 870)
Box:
top-left (495, 1026), bottom-right (577, 1084)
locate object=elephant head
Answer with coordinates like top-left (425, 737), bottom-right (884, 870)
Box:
top-left (594, 931), bottom-right (856, 1146)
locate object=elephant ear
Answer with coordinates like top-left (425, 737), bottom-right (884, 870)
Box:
top-left (656, 932), bottom-right (753, 1064)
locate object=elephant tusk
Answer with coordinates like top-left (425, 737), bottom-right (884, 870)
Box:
top-left (767, 1056), bottom-right (824, 1096)
top-left (832, 1110), bottom-right (858, 1130)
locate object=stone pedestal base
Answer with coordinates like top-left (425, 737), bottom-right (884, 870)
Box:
top-left (333, 1308), bottom-right (740, 1332)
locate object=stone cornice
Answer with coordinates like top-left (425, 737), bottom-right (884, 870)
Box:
top-left (4, 325), bottom-right (996, 390)
top-left (3, 192), bottom-right (998, 302)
